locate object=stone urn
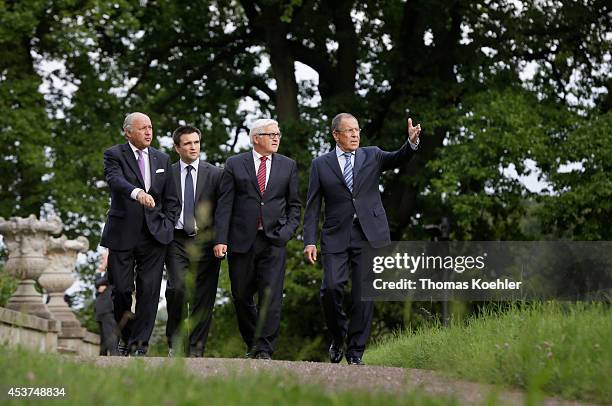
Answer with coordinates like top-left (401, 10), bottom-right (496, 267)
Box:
top-left (39, 235), bottom-right (89, 338)
top-left (0, 215), bottom-right (62, 319)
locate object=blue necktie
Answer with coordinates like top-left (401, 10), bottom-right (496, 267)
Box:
top-left (343, 152), bottom-right (353, 192)
top-left (183, 165), bottom-right (195, 235)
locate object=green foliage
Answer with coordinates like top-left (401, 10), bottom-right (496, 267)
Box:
top-left (366, 302), bottom-right (612, 403)
top-left (537, 111), bottom-right (612, 239)
top-left (424, 86), bottom-right (576, 240)
top-left (0, 271), bottom-right (18, 308)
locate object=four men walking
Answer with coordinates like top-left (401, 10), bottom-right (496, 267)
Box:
top-left (102, 112), bottom-right (421, 360)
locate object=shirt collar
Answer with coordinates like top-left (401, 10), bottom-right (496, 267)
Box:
top-left (180, 158), bottom-right (199, 172)
top-left (335, 145), bottom-right (354, 157)
top-left (253, 149), bottom-right (272, 162)
top-left (128, 141), bottom-right (148, 155)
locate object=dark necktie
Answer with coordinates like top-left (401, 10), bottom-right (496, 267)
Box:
top-left (343, 152), bottom-right (353, 192)
top-left (183, 165), bottom-right (196, 235)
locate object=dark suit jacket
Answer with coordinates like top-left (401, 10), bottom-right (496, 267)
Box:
top-left (101, 142), bottom-right (179, 250)
top-left (215, 151), bottom-right (301, 253)
top-left (94, 273), bottom-right (113, 318)
top-left (171, 160), bottom-right (223, 242)
top-left (303, 141), bottom-right (415, 253)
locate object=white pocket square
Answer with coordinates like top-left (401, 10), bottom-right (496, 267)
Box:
top-left (155, 168), bottom-right (165, 173)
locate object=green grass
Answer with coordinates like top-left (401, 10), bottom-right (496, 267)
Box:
top-left (0, 346), bottom-right (459, 406)
top-left (365, 302), bottom-right (611, 403)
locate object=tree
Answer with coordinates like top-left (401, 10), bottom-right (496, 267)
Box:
top-left (0, 0), bottom-right (609, 358)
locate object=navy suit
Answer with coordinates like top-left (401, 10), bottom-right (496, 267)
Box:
top-left (215, 151), bottom-right (301, 355)
top-left (303, 140), bottom-right (415, 358)
top-left (215, 152), bottom-right (301, 252)
top-left (165, 159), bottom-right (223, 356)
top-left (101, 142), bottom-right (179, 352)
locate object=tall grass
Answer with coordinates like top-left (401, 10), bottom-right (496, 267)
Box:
top-left (0, 346), bottom-right (455, 406)
top-left (365, 302), bottom-right (611, 403)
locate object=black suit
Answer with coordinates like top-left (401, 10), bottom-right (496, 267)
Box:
top-left (95, 273), bottom-right (118, 356)
top-left (215, 151), bottom-right (301, 355)
top-left (303, 141), bottom-right (415, 358)
top-left (101, 142), bottom-right (179, 352)
top-left (165, 159), bottom-right (223, 356)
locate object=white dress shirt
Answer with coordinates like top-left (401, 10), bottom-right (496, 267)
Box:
top-left (252, 150), bottom-right (272, 189)
top-left (176, 159), bottom-right (199, 230)
top-left (129, 142), bottom-right (151, 200)
top-left (335, 145), bottom-right (355, 172)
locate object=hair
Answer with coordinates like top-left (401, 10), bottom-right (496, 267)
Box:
top-left (123, 112), bottom-right (149, 133)
top-left (172, 125), bottom-right (202, 145)
top-left (331, 113), bottom-right (358, 132)
top-left (249, 118), bottom-right (279, 143)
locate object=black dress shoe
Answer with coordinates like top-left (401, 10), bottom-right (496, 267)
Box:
top-left (130, 349), bottom-right (147, 357)
top-left (117, 342), bottom-right (129, 357)
top-left (254, 351), bottom-right (272, 360)
top-left (346, 356), bottom-right (364, 365)
top-left (329, 343), bottom-right (344, 363)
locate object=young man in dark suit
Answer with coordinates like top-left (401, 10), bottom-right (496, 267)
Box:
top-left (213, 119), bottom-right (301, 359)
top-left (303, 112), bottom-right (421, 365)
top-left (164, 125), bottom-right (223, 357)
top-left (101, 112), bottom-right (179, 356)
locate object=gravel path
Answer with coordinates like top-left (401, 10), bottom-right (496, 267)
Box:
top-left (88, 356), bottom-right (594, 405)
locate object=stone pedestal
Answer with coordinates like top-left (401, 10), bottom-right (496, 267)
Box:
top-left (39, 235), bottom-right (89, 346)
top-left (0, 215), bottom-right (62, 319)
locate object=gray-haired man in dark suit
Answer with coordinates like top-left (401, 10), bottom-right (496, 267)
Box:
top-left (303, 112), bottom-right (421, 365)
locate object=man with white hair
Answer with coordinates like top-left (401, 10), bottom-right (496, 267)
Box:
top-left (213, 118), bottom-right (301, 359)
top-left (101, 112), bottom-right (179, 356)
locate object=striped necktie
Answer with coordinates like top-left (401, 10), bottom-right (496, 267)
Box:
top-left (343, 152), bottom-right (353, 192)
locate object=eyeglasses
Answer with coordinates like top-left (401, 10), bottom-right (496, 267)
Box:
top-left (335, 128), bottom-right (361, 135)
top-left (257, 132), bottom-right (282, 140)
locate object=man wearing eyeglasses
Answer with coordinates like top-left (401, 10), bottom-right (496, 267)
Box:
top-left (213, 118), bottom-right (301, 360)
top-left (101, 112), bottom-right (179, 356)
top-left (303, 112), bottom-right (421, 365)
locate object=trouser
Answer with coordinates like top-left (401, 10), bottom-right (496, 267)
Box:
top-left (228, 232), bottom-right (286, 355)
top-left (107, 226), bottom-right (166, 352)
top-left (165, 230), bottom-right (221, 356)
top-left (320, 220), bottom-right (373, 358)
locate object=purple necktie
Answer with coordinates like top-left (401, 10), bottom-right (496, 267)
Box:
top-left (136, 150), bottom-right (146, 182)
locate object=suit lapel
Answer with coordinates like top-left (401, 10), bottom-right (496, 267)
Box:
top-left (243, 153), bottom-right (262, 197)
top-left (323, 151), bottom-right (347, 189)
top-left (172, 162), bottom-right (182, 206)
top-left (352, 148), bottom-right (364, 191)
top-left (148, 148), bottom-right (158, 191)
top-left (266, 154), bottom-right (282, 194)
top-left (121, 143), bottom-right (145, 188)
top-left (195, 161), bottom-right (208, 203)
